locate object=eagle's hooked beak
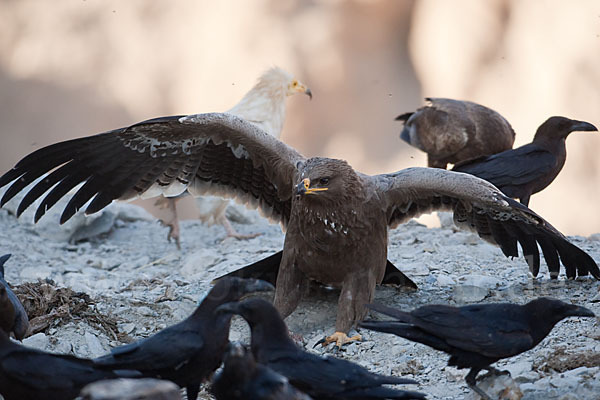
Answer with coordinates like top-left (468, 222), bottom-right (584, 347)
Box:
top-left (296, 178), bottom-right (328, 196)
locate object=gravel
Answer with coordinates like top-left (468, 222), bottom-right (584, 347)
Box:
top-left (0, 197), bottom-right (598, 400)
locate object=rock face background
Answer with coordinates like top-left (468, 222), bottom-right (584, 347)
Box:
top-left (0, 197), bottom-right (598, 399)
top-left (0, 0), bottom-right (599, 235)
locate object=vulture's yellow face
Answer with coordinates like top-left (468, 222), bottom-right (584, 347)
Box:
top-left (287, 79), bottom-right (312, 99)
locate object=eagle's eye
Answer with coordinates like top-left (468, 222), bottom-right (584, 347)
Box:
top-left (292, 80), bottom-right (298, 87)
top-left (319, 177), bottom-right (330, 185)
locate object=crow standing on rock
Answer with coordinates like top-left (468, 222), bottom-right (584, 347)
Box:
top-left (453, 116), bottom-right (597, 206)
top-left (217, 298), bottom-right (426, 400)
top-left (1, 110), bottom-right (598, 348)
top-left (93, 277), bottom-right (273, 400)
top-left (360, 298), bottom-right (596, 400)
top-left (396, 98), bottom-right (516, 169)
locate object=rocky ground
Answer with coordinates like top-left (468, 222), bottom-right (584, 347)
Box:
top-left (0, 194), bottom-right (599, 400)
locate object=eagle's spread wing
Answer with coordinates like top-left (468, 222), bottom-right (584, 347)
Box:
top-left (374, 167), bottom-right (599, 279)
top-left (0, 112), bottom-right (305, 228)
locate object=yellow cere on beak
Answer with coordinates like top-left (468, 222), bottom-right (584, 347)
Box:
top-left (303, 178), bottom-right (328, 195)
top-left (290, 80), bottom-right (312, 99)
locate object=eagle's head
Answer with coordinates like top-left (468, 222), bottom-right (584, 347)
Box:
top-left (295, 157), bottom-right (362, 207)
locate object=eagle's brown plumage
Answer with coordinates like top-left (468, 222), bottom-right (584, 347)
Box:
top-left (397, 98), bottom-right (516, 168)
top-left (1, 113), bottom-right (598, 345)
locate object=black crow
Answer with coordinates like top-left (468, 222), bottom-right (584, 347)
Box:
top-left (0, 254), bottom-right (29, 340)
top-left (94, 277), bottom-right (273, 400)
top-left (360, 298), bottom-right (596, 400)
top-left (453, 116), bottom-right (597, 206)
top-left (211, 342), bottom-right (313, 400)
top-left (217, 298), bottom-right (426, 400)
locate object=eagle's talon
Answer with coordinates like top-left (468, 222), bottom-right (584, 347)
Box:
top-left (316, 332), bottom-right (362, 349)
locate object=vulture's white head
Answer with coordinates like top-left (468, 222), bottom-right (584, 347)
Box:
top-left (227, 67), bottom-right (311, 138)
top-left (256, 67), bottom-right (312, 99)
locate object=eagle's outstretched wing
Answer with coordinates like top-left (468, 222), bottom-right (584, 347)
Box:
top-left (0, 112), bottom-right (305, 228)
top-left (374, 167), bottom-right (599, 279)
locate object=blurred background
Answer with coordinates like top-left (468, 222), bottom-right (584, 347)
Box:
top-left (0, 0), bottom-right (598, 235)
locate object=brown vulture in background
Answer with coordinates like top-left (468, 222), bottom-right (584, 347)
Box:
top-left (453, 116), bottom-right (597, 206)
top-left (397, 98), bottom-right (515, 168)
top-left (0, 112), bottom-right (598, 347)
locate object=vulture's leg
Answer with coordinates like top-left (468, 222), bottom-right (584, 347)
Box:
top-left (273, 256), bottom-right (308, 319)
top-left (155, 196), bottom-right (181, 249)
top-left (519, 194), bottom-right (531, 207)
top-left (465, 368), bottom-right (493, 400)
top-left (317, 274), bottom-right (376, 348)
top-left (219, 214), bottom-right (262, 240)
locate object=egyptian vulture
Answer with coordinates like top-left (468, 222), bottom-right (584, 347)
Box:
top-left (157, 67), bottom-right (311, 246)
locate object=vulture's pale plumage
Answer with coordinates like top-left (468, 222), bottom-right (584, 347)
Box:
top-left (397, 98), bottom-right (516, 168)
top-left (0, 113), bottom-right (598, 347)
top-left (159, 67), bottom-right (311, 245)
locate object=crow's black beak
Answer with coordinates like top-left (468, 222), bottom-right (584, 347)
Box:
top-left (571, 121), bottom-right (598, 133)
top-left (569, 305), bottom-right (596, 318)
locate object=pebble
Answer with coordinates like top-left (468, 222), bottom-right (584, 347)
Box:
top-left (80, 378), bottom-right (182, 400)
top-left (84, 331), bottom-right (106, 358)
top-left (452, 284), bottom-right (489, 303)
top-left (436, 274), bottom-right (456, 286)
top-left (22, 332), bottom-right (49, 350)
top-left (180, 249), bottom-right (222, 279)
top-left (459, 274), bottom-right (501, 290)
